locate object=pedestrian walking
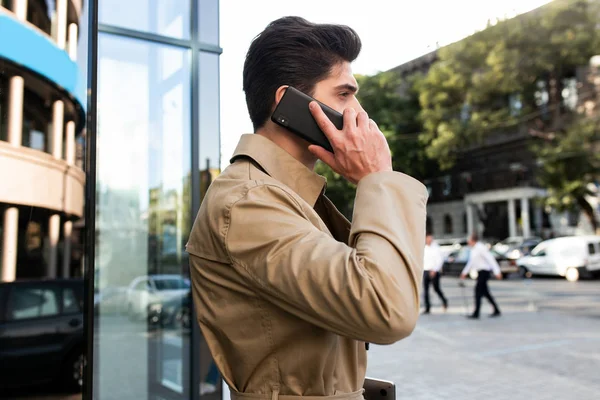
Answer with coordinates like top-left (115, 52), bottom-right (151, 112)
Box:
top-left (422, 233), bottom-right (448, 314)
top-left (460, 234), bottom-right (502, 319)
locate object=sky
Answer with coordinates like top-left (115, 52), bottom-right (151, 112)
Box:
top-left (219, 0), bottom-right (552, 170)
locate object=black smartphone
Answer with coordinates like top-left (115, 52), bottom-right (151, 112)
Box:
top-left (271, 86), bottom-right (343, 153)
top-left (363, 377), bottom-right (396, 400)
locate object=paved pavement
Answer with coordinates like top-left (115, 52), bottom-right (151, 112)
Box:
top-left (366, 276), bottom-right (600, 400)
top-left (6, 276), bottom-right (600, 400)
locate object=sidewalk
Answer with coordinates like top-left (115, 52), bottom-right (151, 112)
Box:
top-left (366, 278), bottom-right (600, 400)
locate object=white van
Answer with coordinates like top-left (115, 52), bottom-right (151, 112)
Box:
top-left (517, 236), bottom-right (600, 281)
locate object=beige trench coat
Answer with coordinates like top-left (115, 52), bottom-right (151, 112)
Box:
top-left (187, 134), bottom-right (427, 400)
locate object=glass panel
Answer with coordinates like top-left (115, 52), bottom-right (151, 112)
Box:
top-left (63, 287), bottom-right (80, 313)
top-left (9, 286), bottom-right (60, 320)
top-left (95, 33), bottom-right (191, 400)
top-left (588, 243), bottom-right (596, 255)
top-left (99, 0), bottom-right (191, 40)
top-left (197, 50), bottom-right (222, 400)
top-left (199, 0), bottom-right (219, 46)
top-left (199, 51), bottom-right (221, 178)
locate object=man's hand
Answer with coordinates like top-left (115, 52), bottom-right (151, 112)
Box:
top-left (495, 273), bottom-right (503, 280)
top-left (308, 103), bottom-right (392, 184)
top-left (429, 270), bottom-right (437, 278)
top-left (460, 274), bottom-right (467, 280)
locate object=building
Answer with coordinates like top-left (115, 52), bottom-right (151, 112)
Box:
top-left (0, 0), bottom-right (86, 282)
top-left (389, 6), bottom-right (600, 242)
top-left (1, 1), bottom-right (223, 399)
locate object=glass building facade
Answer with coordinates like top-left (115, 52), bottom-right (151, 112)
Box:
top-left (0, 1), bottom-right (221, 399)
top-left (93, 0), bottom-right (221, 399)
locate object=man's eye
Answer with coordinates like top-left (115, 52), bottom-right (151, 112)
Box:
top-left (339, 92), bottom-right (350, 98)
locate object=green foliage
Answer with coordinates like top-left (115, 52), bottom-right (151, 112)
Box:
top-left (419, 0), bottom-right (600, 169)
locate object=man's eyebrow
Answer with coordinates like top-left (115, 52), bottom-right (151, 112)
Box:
top-left (334, 83), bottom-right (359, 93)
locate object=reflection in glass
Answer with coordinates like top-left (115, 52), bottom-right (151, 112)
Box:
top-left (199, 0), bottom-right (219, 46)
top-left (99, 0), bottom-right (191, 39)
top-left (197, 50), bottom-right (222, 400)
top-left (95, 33), bottom-right (191, 399)
top-left (199, 52), bottom-right (221, 181)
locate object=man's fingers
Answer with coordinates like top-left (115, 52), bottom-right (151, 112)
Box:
top-left (357, 111), bottom-right (369, 130)
top-left (308, 145), bottom-right (337, 169)
top-left (309, 102), bottom-right (341, 142)
top-left (343, 107), bottom-right (358, 131)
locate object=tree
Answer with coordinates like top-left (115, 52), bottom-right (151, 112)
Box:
top-left (316, 71), bottom-right (433, 218)
top-left (418, 0), bottom-right (600, 230)
top-left (536, 115), bottom-right (600, 232)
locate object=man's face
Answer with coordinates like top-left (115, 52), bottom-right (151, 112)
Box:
top-left (425, 235), bottom-right (433, 246)
top-left (468, 238), bottom-right (475, 247)
top-left (311, 62), bottom-right (362, 114)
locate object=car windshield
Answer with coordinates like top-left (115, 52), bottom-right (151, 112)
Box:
top-left (154, 278), bottom-right (190, 291)
top-left (490, 249), bottom-right (502, 257)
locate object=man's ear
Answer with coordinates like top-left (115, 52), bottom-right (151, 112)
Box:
top-left (274, 85), bottom-right (289, 105)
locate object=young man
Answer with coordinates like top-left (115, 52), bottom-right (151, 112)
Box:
top-left (186, 17), bottom-right (428, 400)
top-left (422, 233), bottom-right (448, 314)
top-left (460, 234), bottom-right (502, 319)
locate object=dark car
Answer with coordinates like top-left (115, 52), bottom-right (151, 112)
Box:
top-left (443, 246), bottom-right (517, 278)
top-left (0, 278), bottom-right (84, 392)
top-left (148, 290), bottom-right (191, 331)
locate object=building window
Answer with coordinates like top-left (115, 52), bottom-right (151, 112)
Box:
top-left (99, 0), bottom-right (191, 40)
top-left (424, 180), bottom-right (433, 198)
top-left (463, 212), bottom-right (468, 233)
top-left (444, 214), bottom-right (453, 234)
top-left (509, 93), bottom-right (522, 117)
top-left (562, 77), bottom-right (578, 111)
top-left (535, 80), bottom-right (550, 120)
top-left (442, 175), bottom-right (452, 197)
top-left (426, 216), bottom-right (433, 235)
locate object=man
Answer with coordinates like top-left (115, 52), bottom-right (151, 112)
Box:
top-left (186, 17), bottom-right (428, 400)
top-left (422, 233), bottom-right (448, 314)
top-left (460, 234), bottom-right (502, 319)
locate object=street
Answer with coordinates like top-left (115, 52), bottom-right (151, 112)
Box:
top-left (367, 276), bottom-right (600, 400)
top-left (6, 276), bottom-right (600, 400)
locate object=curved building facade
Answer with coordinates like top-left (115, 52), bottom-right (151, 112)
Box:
top-left (0, 0), bottom-right (86, 281)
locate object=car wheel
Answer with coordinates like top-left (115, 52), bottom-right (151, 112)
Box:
top-left (175, 307), bottom-right (191, 330)
top-left (565, 267), bottom-right (580, 282)
top-left (63, 350), bottom-right (84, 392)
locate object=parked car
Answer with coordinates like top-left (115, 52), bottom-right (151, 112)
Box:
top-left (127, 274), bottom-right (190, 319)
top-left (0, 278), bottom-right (84, 391)
top-left (148, 290), bottom-right (191, 330)
top-left (443, 246), bottom-right (518, 278)
top-left (493, 236), bottom-right (542, 259)
top-left (437, 238), bottom-right (468, 260)
top-left (517, 236), bottom-right (600, 281)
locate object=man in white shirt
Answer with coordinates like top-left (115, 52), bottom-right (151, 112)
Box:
top-left (460, 234), bottom-right (502, 319)
top-left (422, 233), bottom-right (448, 314)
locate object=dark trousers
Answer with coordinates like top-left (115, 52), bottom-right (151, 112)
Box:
top-left (423, 271), bottom-right (447, 312)
top-left (473, 270), bottom-right (500, 317)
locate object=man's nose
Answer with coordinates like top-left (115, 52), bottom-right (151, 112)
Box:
top-left (351, 98), bottom-right (365, 113)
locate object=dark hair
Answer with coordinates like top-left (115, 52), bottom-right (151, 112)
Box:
top-left (243, 16), bottom-right (362, 131)
top-left (470, 233), bottom-right (479, 242)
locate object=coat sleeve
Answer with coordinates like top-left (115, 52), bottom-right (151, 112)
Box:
top-left (224, 171), bottom-right (428, 345)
